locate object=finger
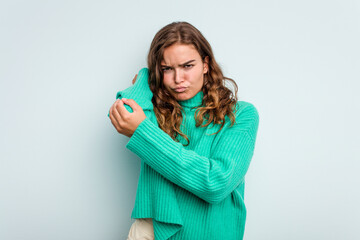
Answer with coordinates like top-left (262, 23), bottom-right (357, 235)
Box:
top-left (109, 112), bottom-right (119, 131)
top-left (115, 98), bottom-right (130, 117)
top-left (111, 100), bottom-right (123, 124)
top-left (132, 74), bottom-right (138, 85)
top-left (122, 98), bottom-right (140, 112)
top-left (109, 104), bottom-right (121, 130)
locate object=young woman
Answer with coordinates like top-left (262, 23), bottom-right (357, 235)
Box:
top-left (108, 21), bottom-right (259, 240)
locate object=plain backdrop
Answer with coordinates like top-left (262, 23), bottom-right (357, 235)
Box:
top-left (1, 0), bottom-right (359, 239)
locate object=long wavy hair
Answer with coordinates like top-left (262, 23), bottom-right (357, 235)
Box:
top-left (147, 21), bottom-right (239, 146)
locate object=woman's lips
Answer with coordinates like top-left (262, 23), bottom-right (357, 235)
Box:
top-left (174, 87), bottom-right (187, 93)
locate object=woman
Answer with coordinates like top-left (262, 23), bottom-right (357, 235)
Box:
top-left (108, 21), bottom-right (259, 240)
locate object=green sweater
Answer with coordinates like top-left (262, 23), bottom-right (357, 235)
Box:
top-left (110, 68), bottom-right (259, 240)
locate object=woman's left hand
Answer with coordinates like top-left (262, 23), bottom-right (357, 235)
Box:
top-left (109, 98), bottom-right (146, 138)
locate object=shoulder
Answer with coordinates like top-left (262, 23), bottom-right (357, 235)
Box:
top-left (234, 101), bottom-right (259, 120)
top-left (229, 101), bottom-right (259, 139)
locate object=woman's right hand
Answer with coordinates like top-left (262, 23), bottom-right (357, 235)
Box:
top-left (132, 74), bottom-right (138, 85)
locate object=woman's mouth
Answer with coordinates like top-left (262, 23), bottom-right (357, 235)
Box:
top-left (174, 87), bottom-right (187, 93)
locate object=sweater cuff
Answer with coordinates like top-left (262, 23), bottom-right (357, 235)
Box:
top-left (126, 117), bottom-right (159, 156)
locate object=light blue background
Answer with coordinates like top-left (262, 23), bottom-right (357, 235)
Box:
top-left (1, 0), bottom-right (359, 239)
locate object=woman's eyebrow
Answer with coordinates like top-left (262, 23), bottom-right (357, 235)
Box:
top-left (179, 60), bottom-right (196, 66)
top-left (161, 59), bottom-right (196, 67)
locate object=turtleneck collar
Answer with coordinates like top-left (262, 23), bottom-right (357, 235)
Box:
top-left (178, 91), bottom-right (204, 108)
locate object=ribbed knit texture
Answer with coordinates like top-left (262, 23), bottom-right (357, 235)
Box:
top-left (110, 68), bottom-right (259, 240)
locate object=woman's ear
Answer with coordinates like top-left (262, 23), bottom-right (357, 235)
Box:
top-left (203, 56), bottom-right (209, 74)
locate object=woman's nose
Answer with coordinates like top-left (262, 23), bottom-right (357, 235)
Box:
top-left (174, 69), bottom-right (183, 84)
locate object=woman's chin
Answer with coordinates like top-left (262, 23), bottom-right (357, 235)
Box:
top-left (175, 93), bottom-right (191, 101)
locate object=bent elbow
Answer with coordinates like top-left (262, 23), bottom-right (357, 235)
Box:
top-left (200, 188), bottom-right (229, 205)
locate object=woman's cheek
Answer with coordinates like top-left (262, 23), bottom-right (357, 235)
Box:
top-left (163, 75), bottom-right (172, 87)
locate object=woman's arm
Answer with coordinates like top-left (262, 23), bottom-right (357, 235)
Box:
top-left (126, 103), bottom-right (259, 204)
top-left (108, 68), bottom-right (153, 117)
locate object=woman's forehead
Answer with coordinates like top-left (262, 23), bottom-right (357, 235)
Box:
top-left (161, 44), bottom-right (201, 65)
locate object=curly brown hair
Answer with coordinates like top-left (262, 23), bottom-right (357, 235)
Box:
top-left (147, 21), bottom-right (239, 146)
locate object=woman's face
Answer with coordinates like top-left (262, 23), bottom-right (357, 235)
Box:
top-left (161, 43), bottom-right (208, 101)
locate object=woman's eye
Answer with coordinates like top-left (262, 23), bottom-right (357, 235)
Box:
top-left (162, 67), bottom-right (172, 72)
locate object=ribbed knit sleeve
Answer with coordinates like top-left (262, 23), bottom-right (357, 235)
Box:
top-left (108, 68), bottom-right (153, 116)
top-left (126, 103), bottom-right (259, 204)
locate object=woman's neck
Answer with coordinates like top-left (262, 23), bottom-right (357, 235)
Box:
top-left (178, 91), bottom-right (204, 108)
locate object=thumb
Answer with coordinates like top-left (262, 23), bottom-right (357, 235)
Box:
top-left (122, 98), bottom-right (141, 112)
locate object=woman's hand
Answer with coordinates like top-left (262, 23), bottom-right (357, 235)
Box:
top-left (132, 74), bottom-right (137, 84)
top-left (109, 98), bottom-right (146, 138)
